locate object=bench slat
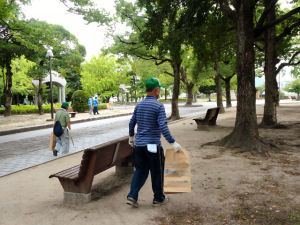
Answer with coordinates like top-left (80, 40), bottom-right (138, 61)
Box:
top-left (50, 165), bottom-right (80, 178)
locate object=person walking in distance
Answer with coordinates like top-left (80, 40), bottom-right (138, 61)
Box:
top-left (53, 102), bottom-right (71, 156)
top-left (127, 77), bottom-right (182, 207)
top-left (93, 97), bottom-right (99, 115)
top-left (88, 96), bottom-right (93, 114)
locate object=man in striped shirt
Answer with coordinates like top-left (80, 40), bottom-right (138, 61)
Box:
top-left (127, 78), bottom-right (182, 208)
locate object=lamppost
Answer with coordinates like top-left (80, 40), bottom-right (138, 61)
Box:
top-left (46, 49), bottom-right (54, 120)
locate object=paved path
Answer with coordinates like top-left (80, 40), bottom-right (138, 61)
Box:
top-left (1, 99), bottom-right (297, 177)
top-left (0, 102), bottom-right (218, 177)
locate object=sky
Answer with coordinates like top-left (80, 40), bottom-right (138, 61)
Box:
top-left (22, 0), bottom-right (293, 64)
top-left (22, 0), bottom-right (127, 60)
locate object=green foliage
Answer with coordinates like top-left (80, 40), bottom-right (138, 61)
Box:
top-left (71, 90), bottom-right (89, 112)
top-left (284, 78), bottom-right (300, 95)
top-left (199, 85), bottom-right (217, 95)
top-left (11, 56), bottom-right (35, 96)
top-left (280, 91), bottom-right (286, 100)
top-left (81, 54), bottom-right (124, 99)
top-left (291, 65), bottom-right (299, 78)
top-left (256, 84), bottom-right (265, 95)
top-left (0, 104), bottom-right (59, 115)
top-left (98, 103), bottom-right (108, 110)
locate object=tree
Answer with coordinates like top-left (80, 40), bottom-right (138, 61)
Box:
top-left (284, 78), bottom-right (300, 99)
top-left (111, 0), bottom-right (212, 120)
top-left (19, 19), bottom-right (86, 115)
top-left (0, 0), bottom-right (32, 116)
top-left (220, 60), bottom-right (237, 108)
top-left (258, 1), bottom-right (300, 127)
top-left (81, 54), bottom-right (123, 100)
top-left (0, 0), bottom-right (85, 116)
top-left (199, 85), bottom-right (216, 102)
top-left (219, 0), bottom-right (264, 153)
top-left (11, 56), bottom-right (35, 104)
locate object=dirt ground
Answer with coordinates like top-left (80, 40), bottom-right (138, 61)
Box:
top-left (0, 103), bottom-right (299, 225)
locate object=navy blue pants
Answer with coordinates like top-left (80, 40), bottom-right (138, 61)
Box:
top-left (93, 106), bottom-right (99, 114)
top-left (127, 146), bottom-right (165, 202)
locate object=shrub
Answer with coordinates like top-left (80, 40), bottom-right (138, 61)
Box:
top-left (71, 90), bottom-right (89, 112)
top-left (99, 103), bottom-right (108, 110)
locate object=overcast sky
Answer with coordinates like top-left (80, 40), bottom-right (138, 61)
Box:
top-left (23, 0), bottom-right (292, 61)
top-left (23, 0), bottom-right (126, 60)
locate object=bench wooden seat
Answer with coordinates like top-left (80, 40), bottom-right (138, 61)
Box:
top-left (193, 107), bottom-right (220, 129)
top-left (49, 136), bottom-right (133, 202)
top-left (54, 107), bottom-right (76, 117)
top-left (69, 112), bottom-right (76, 118)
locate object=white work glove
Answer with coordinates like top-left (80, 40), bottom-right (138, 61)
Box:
top-left (129, 136), bottom-right (135, 147)
top-left (172, 142), bottom-right (182, 152)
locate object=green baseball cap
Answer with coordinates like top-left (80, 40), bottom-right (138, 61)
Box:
top-left (145, 78), bottom-right (165, 89)
top-left (62, 102), bottom-right (69, 107)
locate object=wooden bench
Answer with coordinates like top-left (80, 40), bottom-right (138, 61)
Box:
top-left (193, 107), bottom-right (220, 129)
top-left (49, 136), bottom-right (134, 203)
top-left (54, 107), bottom-right (76, 118)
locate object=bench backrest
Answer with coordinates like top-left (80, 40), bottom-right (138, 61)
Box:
top-left (78, 137), bottom-right (132, 179)
top-left (204, 107), bottom-right (220, 121)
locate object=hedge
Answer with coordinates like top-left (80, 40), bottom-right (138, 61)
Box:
top-left (0, 102), bottom-right (108, 115)
top-left (0, 104), bottom-right (60, 115)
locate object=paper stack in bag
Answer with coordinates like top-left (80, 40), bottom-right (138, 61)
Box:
top-left (164, 149), bottom-right (191, 194)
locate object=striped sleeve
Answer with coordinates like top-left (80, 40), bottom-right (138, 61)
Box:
top-left (157, 104), bottom-right (175, 143)
top-left (129, 106), bottom-right (137, 136)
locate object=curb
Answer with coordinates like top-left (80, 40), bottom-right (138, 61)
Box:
top-left (0, 112), bottom-right (133, 136)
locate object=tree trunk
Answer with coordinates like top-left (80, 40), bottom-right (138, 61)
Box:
top-left (260, 1), bottom-right (278, 127)
top-left (181, 66), bottom-right (194, 106)
top-left (38, 75), bottom-right (43, 115)
top-left (220, 0), bottom-right (267, 154)
top-left (224, 76), bottom-right (233, 108)
top-left (208, 94), bottom-right (211, 102)
top-left (169, 62), bottom-right (180, 120)
top-left (4, 62), bottom-right (12, 117)
top-left (185, 84), bottom-right (194, 106)
top-left (165, 88), bottom-right (167, 101)
top-left (214, 62), bottom-right (225, 113)
top-left (193, 92), bottom-right (197, 103)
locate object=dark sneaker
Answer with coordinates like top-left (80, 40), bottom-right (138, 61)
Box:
top-left (126, 197), bottom-right (138, 208)
top-left (152, 197), bottom-right (169, 207)
top-left (53, 150), bottom-right (58, 156)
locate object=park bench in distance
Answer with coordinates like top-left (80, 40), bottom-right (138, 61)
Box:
top-left (54, 107), bottom-right (76, 118)
top-left (193, 107), bottom-right (220, 129)
top-left (49, 136), bottom-right (134, 204)
top-left (67, 107), bottom-right (76, 118)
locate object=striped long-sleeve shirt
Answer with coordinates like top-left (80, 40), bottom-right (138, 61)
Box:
top-left (129, 95), bottom-right (175, 146)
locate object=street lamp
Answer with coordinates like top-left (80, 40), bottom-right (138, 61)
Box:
top-left (46, 49), bottom-right (54, 120)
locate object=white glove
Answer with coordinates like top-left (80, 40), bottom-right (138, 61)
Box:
top-left (172, 142), bottom-right (182, 152)
top-left (129, 136), bottom-right (135, 147)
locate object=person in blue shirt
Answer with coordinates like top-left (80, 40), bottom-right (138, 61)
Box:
top-left (88, 96), bottom-right (93, 114)
top-left (126, 77), bottom-right (182, 208)
top-left (93, 97), bottom-right (99, 115)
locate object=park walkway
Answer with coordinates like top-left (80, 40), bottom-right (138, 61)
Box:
top-left (0, 102), bottom-right (299, 225)
top-left (0, 102), bottom-right (214, 177)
